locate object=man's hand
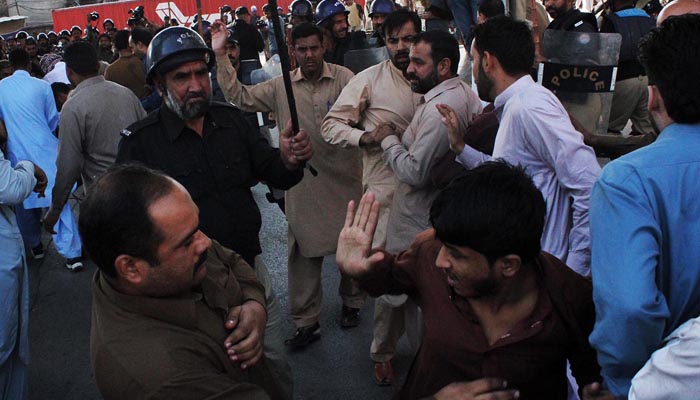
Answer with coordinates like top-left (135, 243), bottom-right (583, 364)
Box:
top-left (32, 163), bottom-right (47, 198)
top-left (431, 379), bottom-right (519, 400)
top-left (279, 120), bottom-right (313, 170)
top-left (371, 122), bottom-right (398, 144)
top-left (224, 300), bottom-right (267, 370)
top-left (336, 192), bottom-right (385, 278)
top-left (359, 131), bottom-right (376, 147)
top-left (582, 382), bottom-right (618, 400)
top-left (210, 20), bottom-right (229, 58)
top-left (43, 207), bottom-right (60, 235)
top-left (436, 103), bottom-right (465, 154)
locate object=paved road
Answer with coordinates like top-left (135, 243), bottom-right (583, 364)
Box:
top-left (27, 184), bottom-right (415, 400)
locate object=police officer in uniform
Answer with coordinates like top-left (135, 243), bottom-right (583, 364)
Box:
top-left (290, 0), bottom-right (316, 26)
top-left (316, 0), bottom-right (368, 65)
top-left (287, 0), bottom-right (317, 70)
top-left (367, 0), bottom-right (395, 47)
top-left (545, 0), bottom-right (598, 31)
top-left (601, 0), bottom-right (656, 134)
top-left (115, 26), bottom-right (314, 400)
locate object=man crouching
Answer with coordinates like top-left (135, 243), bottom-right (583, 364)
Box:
top-left (79, 164), bottom-right (284, 400)
top-left (337, 161), bottom-right (601, 399)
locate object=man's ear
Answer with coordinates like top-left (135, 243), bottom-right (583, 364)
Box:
top-left (153, 78), bottom-right (165, 97)
top-left (647, 85), bottom-right (664, 113)
top-left (481, 50), bottom-right (496, 74)
top-left (495, 254), bottom-right (522, 278)
top-left (114, 254), bottom-right (148, 285)
top-left (437, 57), bottom-right (451, 79)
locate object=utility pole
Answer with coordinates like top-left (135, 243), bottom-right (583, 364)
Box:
top-left (0, 0), bottom-right (9, 18)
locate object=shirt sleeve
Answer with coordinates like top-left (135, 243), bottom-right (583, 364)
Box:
top-left (356, 235), bottom-right (438, 298)
top-left (51, 108), bottom-right (83, 211)
top-left (588, 164), bottom-right (667, 397)
top-left (381, 107), bottom-right (450, 188)
top-left (321, 74), bottom-right (371, 148)
top-left (455, 144), bottom-right (492, 169)
top-left (115, 134), bottom-right (146, 165)
top-left (628, 317), bottom-right (700, 400)
top-left (211, 241), bottom-right (266, 310)
top-left (519, 101), bottom-right (600, 274)
top-left (216, 55), bottom-right (275, 114)
top-left (244, 117), bottom-right (303, 190)
top-left (0, 152), bottom-right (35, 205)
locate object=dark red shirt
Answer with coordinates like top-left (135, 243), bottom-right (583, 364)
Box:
top-left (358, 235), bottom-right (601, 400)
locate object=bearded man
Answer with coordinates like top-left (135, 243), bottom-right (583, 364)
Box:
top-left (115, 26), bottom-right (313, 400)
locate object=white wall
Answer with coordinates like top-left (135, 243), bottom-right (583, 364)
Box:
top-left (8, 0), bottom-right (66, 25)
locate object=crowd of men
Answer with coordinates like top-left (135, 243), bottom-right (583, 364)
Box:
top-left (1, 0), bottom-right (700, 399)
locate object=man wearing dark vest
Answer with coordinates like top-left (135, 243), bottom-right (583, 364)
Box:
top-left (601, 0), bottom-right (655, 135)
top-left (545, 0), bottom-right (598, 32)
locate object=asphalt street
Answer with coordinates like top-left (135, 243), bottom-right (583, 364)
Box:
top-left (27, 184), bottom-right (415, 400)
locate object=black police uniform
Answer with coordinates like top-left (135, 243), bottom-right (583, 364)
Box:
top-left (547, 8), bottom-right (598, 32)
top-left (324, 31), bottom-right (368, 65)
top-left (116, 102), bottom-right (303, 267)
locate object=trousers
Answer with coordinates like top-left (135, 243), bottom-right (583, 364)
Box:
top-left (287, 228), bottom-right (366, 328)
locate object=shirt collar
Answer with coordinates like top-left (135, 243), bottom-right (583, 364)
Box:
top-left (493, 74), bottom-right (533, 119)
top-left (12, 70), bottom-right (30, 78)
top-left (291, 61), bottom-right (335, 83)
top-left (95, 271), bottom-right (199, 330)
top-left (70, 75), bottom-right (105, 98)
top-left (386, 59), bottom-right (410, 84)
top-left (94, 246), bottom-right (232, 330)
top-left (423, 76), bottom-right (463, 103)
top-left (159, 103), bottom-right (235, 142)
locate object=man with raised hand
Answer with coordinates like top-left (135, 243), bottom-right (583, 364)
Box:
top-left (212, 20), bottom-right (365, 348)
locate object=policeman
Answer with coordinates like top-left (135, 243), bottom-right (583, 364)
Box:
top-left (601, 0), bottom-right (655, 134)
top-left (115, 27), bottom-right (313, 399)
top-left (287, 0), bottom-right (316, 70)
top-left (545, 0), bottom-right (598, 31)
top-left (290, 0), bottom-right (315, 26)
top-left (367, 0), bottom-right (395, 47)
top-left (316, 0), bottom-right (368, 65)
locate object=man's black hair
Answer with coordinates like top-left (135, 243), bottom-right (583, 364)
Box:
top-left (63, 41), bottom-right (99, 75)
top-left (291, 22), bottom-right (324, 45)
top-left (414, 30), bottom-right (460, 75)
top-left (430, 161), bottom-right (545, 264)
top-left (478, 0), bottom-right (506, 19)
top-left (381, 9), bottom-right (421, 38)
top-left (8, 49), bottom-right (30, 71)
top-left (472, 16), bottom-right (534, 76)
top-left (79, 164), bottom-right (175, 278)
top-left (639, 14), bottom-right (700, 124)
top-left (114, 30), bottom-right (131, 51)
top-left (130, 26), bottom-right (153, 47)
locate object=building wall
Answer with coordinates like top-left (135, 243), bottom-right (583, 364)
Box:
top-left (8, 0), bottom-right (66, 26)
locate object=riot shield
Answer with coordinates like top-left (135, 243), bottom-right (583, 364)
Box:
top-left (538, 30), bottom-right (621, 136)
top-left (343, 46), bottom-right (389, 74)
top-left (250, 54), bottom-right (282, 84)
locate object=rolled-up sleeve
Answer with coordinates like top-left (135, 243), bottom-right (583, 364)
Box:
top-left (0, 154), bottom-right (35, 205)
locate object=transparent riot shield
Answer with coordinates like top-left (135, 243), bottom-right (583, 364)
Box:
top-left (538, 30), bottom-right (621, 136)
top-left (343, 46), bottom-right (389, 74)
top-left (250, 54), bottom-right (282, 85)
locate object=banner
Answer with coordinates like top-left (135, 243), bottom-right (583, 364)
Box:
top-left (52, 0), bottom-right (294, 32)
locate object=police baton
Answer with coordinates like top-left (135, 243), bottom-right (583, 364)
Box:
top-left (267, 0), bottom-right (318, 176)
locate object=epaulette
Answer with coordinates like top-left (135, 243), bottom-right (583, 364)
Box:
top-left (120, 111), bottom-right (160, 138)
